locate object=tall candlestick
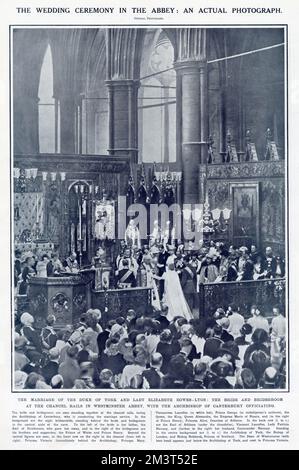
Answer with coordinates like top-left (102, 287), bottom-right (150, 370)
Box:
top-left (78, 197), bottom-right (82, 240)
top-left (36, 194), bottom-right (39, 223)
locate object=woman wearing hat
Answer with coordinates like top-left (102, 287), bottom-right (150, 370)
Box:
top-left (207, 358), bottom-right (234, 389)
top-left (213, 341), bottom-right (240, 378)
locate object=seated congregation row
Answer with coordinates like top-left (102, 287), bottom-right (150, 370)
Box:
top-left (14, 303), bottom-right (286, 390)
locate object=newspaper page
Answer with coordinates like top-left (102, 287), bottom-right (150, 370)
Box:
top-left (0, 0), bottom-right (298, 453)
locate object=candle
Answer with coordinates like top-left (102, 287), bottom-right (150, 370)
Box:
top-left (36, 194), bottom-right (39, 223)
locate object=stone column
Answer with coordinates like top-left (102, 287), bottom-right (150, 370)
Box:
top-left (106, 79), bottom-right (139, 163)
top-left (174, 60), bottom-right (208, 204)
top-left (14, 94), bottom-right (39, 154)
top-left (173, 28), bottom-right (209, 205)
top-left (163, 87), bottom-right (170, 164)
top-left (59, 94), bottom-right (76, 154)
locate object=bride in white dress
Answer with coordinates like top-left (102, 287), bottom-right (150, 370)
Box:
top-left (161, 263), bottom-right (193, 322)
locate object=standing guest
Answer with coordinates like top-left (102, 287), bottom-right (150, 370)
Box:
top-left (198, 255), bottom-right (219, 284)
top-left (253, 255), bottom-right (267, 280)
top-left (154, 306), bottom-right (170, 330)
top-left (83, 311), bottom-right (102, 355)
top-left (14, 335), bottom-right (29, 371)
top-left (249, 245), bottom-right (260, 264)
top-left (188, 319), bottom-right (206, 357)
top-left (14, 370), bottom-right (28, 390)
top-left (41, 315), bottom-right (57, 350)
top-left (215, 258), bottom-right (229, 282)
top-left (270, 305), bottom-right (286, 339)
top-left (206, 308), bottom-right (226, 329)
top-left (156, 244), bottom-right (169, 297)
top-left (20, 312), bottom-right (42, 356)
top-left (119, 345), bottom-right (148, 388)
top-left (180, 257), bottom-right (197, 311)
top-left (179, 337), bottom-right (199, 361)
top-left (110, 323), bottom-right (128, 342)
top-left (241, 259), bottom-right (254, 281)
top-left (58, 346), bottom-right (81, 389)
top-left (169, 317), bottom-right (188, 341)
top-left (207, 358), bottom-right (234, 389)
top-left (63, 252), bottom-right (79, 273)
top-left (86, 308), bottom-right (103, 333)
top-left (51, 374), bottom-right (64, 389)
top-left (203, 325), bottom-right (224, 359)
top-left (126, 309), bottom-right (137, 331)
top-left (144, 320), bottom-right (161, 356)
top-left (19, 257), bottom-right (36, 295)
top-left (47, 253), bottom-right (63, 276)
top-left (77, 333), bottom-right (97, 364)
top-left (140, 253), bottom-right (160, 310)
top-left (246, 350), bottom-right (271, 384)
top-left (275, 256), bottom-right (285, 278)
top-left (235, 323), bottom-right (253, 366)
top-left (14, 249), bottom-right (22, 289)
top-left (118, 339), bottom-right (135, 364)
top-left (97, 320), bottom-right (116, 356)
top-left (156, 330), bottom-right (181, 374)
top-left (97, 337), bottom-right (126, 377)
top-left (55, 327), bottom-right (72, 353)
top-left (226, 255), bottom-right (239, 282)
top-left (161, 354), bottom-right (193, 389)
top-left (243, 328), bottom-right (270, 366)
top-left (21, 353), bottom-right (42, 375)
top-left (165, 245), bottom-right (177, 268)
top-left (59, 312), bottom-right (89, 359)
top-left (227, 304), bottom-right (245, 339)
top-left (142, 353), bottom-right (164, 389)
top-left (36, 254), bottom-right (50, 277)
top-left (237, 246), bottom-right (249, 278)
top-left (75, 313), bottom-right (89, 333)
top-left (185, 362), bottom-right (207, 389)
top-left (270, 305), bottom-right (286, 358)
top-left (215, 341), bottom-right (240, 373)
top-left (217, 317), bottom-right (234, 343)
top-left (42, 347), bottom-right (60, 385)
top-left (258, 366), bottom-right (279, 389)
top-left (263, 246), bottom-right (277, 278)
top-left (235, 368), bottom-right (257, 389)
top-left (175, 253), bottom-right (185, 279)
top-left (116, 248), bottom-right (138, 288)
top-left (98, 369), bottom-right (115, 389)
top-left (235, 323), bottom-right (253, 346)
top-left (115, 240), bottom-right (127, 268)
top-left (73, 362), bottom-right (96, 389)
top-left (247, 305), bottom-right (269, 334)
top-left (24, 372), bottom-right (44, 390)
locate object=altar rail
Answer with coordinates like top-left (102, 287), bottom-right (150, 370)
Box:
top-left (198, 278), bottom-right (286, 318)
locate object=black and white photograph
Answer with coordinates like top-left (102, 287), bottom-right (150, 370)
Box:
top-left (12, 26), bottom-right (287, 391)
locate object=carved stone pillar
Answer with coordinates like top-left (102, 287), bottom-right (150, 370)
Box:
top-left (14, 94), bottom-right (39, 154)
top-left (174, 28), bottom-right (209, 204)
top-left (59, 94), bottom-right (76, 154)
top-left (105, 28), bottom-right (144, 163)
top-left (106, 79), bottom-right (139, 163)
